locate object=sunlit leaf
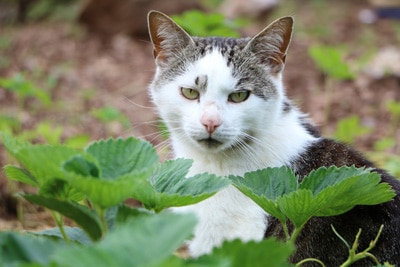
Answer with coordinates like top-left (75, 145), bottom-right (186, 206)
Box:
top-left (85, 137), bottom-right (158, 179)
top-left (3, 165), bottom-right (38, 187)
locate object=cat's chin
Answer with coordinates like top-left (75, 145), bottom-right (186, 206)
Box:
top-left (197, 137), bottom-right (224, 149)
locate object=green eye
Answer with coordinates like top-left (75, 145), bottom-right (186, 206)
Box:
top-left (181, 87), bottom-right (200, 100)
top-left (228, 91), bottom-right (250, 103)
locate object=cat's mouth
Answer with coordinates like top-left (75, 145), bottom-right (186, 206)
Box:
top-left (198, 137), bottom-right (223, 148)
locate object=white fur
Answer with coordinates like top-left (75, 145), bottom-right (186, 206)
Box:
top-left (150, 50), bottom-right (318, 257)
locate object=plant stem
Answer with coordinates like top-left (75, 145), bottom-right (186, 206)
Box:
top-left (51, 211), bottom-right (69, 242)
top-left (296, 258), bottom-right (326, 267)
top-left (98, 207), bottom-right (108, 235)
top-left (289, 225), bottom-right (304, 246)
top-left (339, 225), bottom-right (384, 267)
top-left (282, 221), bottom-right (290, 242)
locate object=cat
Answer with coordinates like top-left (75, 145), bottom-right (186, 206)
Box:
top-left (147, 10), bottom-right (400, 266)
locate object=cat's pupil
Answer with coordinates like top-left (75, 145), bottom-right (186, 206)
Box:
top-left (228, 91), bottom-right (250, 103)
top-left (181, 87), bottom-right (199, 100)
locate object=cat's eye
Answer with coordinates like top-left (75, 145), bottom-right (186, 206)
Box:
top-left (228, 91), bottom-right (250, 103)
top-left (181, 87), bottom-right (200, 100)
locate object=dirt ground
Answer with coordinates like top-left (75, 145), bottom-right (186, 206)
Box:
top-left (0, 0), bottom-right (399, 230)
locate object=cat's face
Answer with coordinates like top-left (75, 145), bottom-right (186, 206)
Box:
top-left (148, 11), bottom-right (293, 154)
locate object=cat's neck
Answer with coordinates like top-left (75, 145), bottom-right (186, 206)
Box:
top-left (171, 106), bottom-right (318, 177)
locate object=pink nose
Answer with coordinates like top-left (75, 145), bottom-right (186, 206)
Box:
top-left (201, 117), bottom-right (221, 134)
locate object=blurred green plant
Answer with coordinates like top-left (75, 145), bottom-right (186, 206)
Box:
top-left (0, 73), bottom-right (51, 108)
top-left (91, 106), bottom-right (131, 129)
top-left (309, 45), bottom-right (354, 80)
top-left (171, 10), bottom-right (247, 37)
top-left (333, 115), bottom-right (371, 144)
top-left (27, 0), bottom-right (80, 21)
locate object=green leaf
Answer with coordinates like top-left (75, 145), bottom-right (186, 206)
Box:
top-left (63, 170), bottom-right (150, 208)
top-left (277, 189), bottom-right (318, 228)
top-left (333, 115), bottom-right (371, 144)
top-left (0, 231), bottom-right (67, 266)
top-left (229, 167), bottom-right (297, 222)
top-left (308, 45), bottom-right (354, 80)
top-left (34, 227), bottom-right (92, 245)
top-left (85, 137), bottom-right (158, 179)
top-left (204, 238), bottom-right (294, 267)
top-left (132, 159), bottom-right (230, 212)
top-left (3, 165), bottom-right (38, 187)
top-left (23, 194), bottom-right (102, 241)
top-left (299, 165), bottom-right (370, 195)
top-left (52, 212), bottom-right (197, 267)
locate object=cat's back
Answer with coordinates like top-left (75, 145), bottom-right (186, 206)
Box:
top-left (266, 137), bottom-right (400, 266)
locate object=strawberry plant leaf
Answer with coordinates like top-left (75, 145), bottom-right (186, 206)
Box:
top-left (0, 231), bottom-right (68, 266)
top-left (62, 170), bottom-right (151, 208)
top-left (299, 165), bottom-right (371, 194)
top-left (85, 137), bottom-right (158, 179)
top-left (23, 194), bottom-right (102, 241)
top-left (34, 227), bottom-right (92, 245)
top-left (277, 189), bottom-right (318, 228)
top-left (132, 159), bottom-right (230, 212)
top-left (52, 212), bottom-right (197, 267)
top-left (229, 166), bottom-right (297, 222)
top-left (204, 238), bottom-right (294, 267)
top-left (3, 165), bottom-right (38, 187)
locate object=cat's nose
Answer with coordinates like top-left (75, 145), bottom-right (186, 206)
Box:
top-left (201, 117), bottom-right (221, 134)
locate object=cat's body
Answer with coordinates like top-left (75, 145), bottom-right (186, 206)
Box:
top-left (147, 11), bottom-right (400, 266)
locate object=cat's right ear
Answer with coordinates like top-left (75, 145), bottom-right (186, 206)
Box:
top-left (148, 11), bottom-right (194, 66)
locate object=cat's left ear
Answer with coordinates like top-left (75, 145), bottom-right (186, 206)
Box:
top-left (245, 16), bottom-right (293, 74)
top-left (148, 10), bottom-right (194, 66)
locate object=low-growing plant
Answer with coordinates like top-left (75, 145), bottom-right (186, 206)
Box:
top-left (333, 115), bottom-right (371, 144)
top-left (171, 10), bottom-right (247, 37)
top-left (0, 73), bottom-right (51, 108)
top-left (0, 133), bottom-right (396, 266)
top-left (91, 106), bottom-right (131, 130)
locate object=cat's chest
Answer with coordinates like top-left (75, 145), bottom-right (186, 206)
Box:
top-left (174, 185), bottom-right (267, 257)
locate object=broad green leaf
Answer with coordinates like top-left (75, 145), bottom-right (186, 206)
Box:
top-left (277, 189), bottom-right (319, 228)
top-left (38, 178), bottom-right (85, 201)
top-left (308, 45), bottom-right (354, 80)
top-left (3, 165), bottom-right (38, 187)
top-left (52, 212), bottom-right (197, 267)
top-left (229, 167), bottom-right (297, 222)
top-left (34, 227), bottom-right (92, 245)
top-left (132, 159), bottom-right (230, 212)
top-left (313, 173), bottom-right (395, 217)
top-left (299, 165), bottom-right (371, 195)
top-left (85, 137), bottom-right (158, 179)
top-left (231, 167), bottom-right (297, 201)
top-left (23, 194), bottom-right (102, 241)
top-left (62, 170), bottom-right (150, 208)
top-left (205, 238), bottom-right (294, 267)
top-left (63, 155), bottom-right (100, 177)
top-left (0, 231), bottom-right (68, 266)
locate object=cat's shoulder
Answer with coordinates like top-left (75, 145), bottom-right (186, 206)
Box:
top-left (293, 137), bottom-right (400, 189)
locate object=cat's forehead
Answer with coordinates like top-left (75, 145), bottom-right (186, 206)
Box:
top-left (192, 37), bottom-right (250, 62)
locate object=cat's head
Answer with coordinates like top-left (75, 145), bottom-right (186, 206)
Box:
top-left (148, 11), bottom-right (293, 155)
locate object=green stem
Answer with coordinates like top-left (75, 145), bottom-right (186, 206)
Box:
top-left (296, 258), bottom-right (326, 267)
top-left (282, 221), bottom-right (290, 242)
top-left (51, 211), bottom-right (69, 242)
top-left (289, 225), bottom-right (304, 246)
top-left (339, 225), bottom-right (384, 267)
top-left (98, 207), bottom-right (108, 235)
